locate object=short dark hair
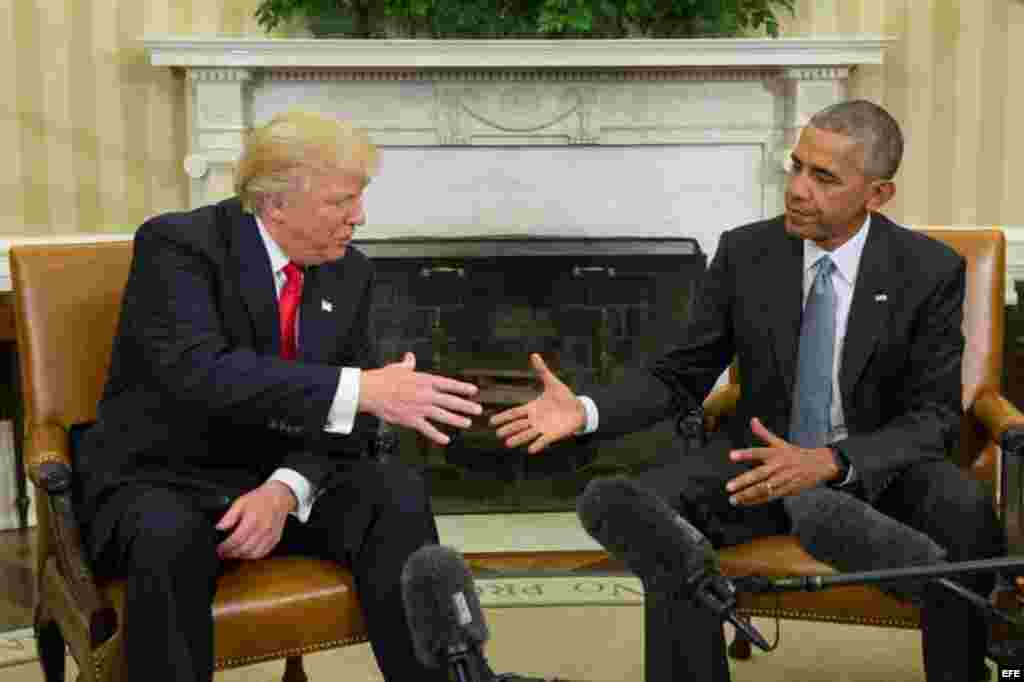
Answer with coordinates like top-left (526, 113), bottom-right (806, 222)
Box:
top-left (808, 100), bottom-right (904, 180)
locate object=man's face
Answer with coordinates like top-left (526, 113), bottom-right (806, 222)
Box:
top-left (784, 126), bottom-right (891, 251)
top-left (263, 168), bottom-right (368, 266)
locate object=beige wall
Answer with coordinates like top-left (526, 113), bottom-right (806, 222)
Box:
top-left (782, 0), bottom-right (1024, 228)
top-left (3, 0), bottom-right (1022, 236)
top-left (0, 0), bottom-right (260, 236)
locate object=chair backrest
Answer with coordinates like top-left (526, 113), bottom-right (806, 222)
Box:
top-left (917, 229), bottom-right (1005, 406)
top-left (11, 241), bottom-right (134, 433)
top-left (917, 228), bottom-right (1006, 476)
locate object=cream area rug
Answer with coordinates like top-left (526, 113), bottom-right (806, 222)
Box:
top-left (1, 606), bottom-right (985, 682)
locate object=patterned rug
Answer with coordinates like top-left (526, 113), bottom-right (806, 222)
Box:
top-left (0, 629), bottom-right (35, 669)
top-left (0, 575), bottom-right (643, 669)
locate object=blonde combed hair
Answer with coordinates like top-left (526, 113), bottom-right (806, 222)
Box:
top-left (234, 111), bottom-right (379, 213)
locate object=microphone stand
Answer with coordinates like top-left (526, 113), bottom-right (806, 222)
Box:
top-left (731, 555), bottom-right (1024, 671)
top-left (444, 643), bottom-right (477, 682)
top-left (732, 556), bottom-right (1024, 594)
top-left (644, 575), bottom-right (771, 682)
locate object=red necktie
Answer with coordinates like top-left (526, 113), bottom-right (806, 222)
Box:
top-left (279, 262), bottom-right (302, 360)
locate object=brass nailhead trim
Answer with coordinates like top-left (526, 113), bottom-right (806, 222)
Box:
top-left (737, 606), bottom-right (917, 629)
top-left (214, 634), bottom-right (371, 670)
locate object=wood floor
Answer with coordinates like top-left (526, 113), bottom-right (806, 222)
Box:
top-left (0, 527), bottom-right (35, 633)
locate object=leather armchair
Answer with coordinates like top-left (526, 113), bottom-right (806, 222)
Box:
top-left (704, 228), bottom-right (1024, 659)
top-left (11, 242), bottom-right (369, 682)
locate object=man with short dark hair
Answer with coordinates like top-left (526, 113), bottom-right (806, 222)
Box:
top-left (492, 100), bottom-right (1006, 681)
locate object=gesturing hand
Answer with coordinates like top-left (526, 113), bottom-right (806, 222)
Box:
top-left (725, 417), bottom-right (841, 506)
top-left (359, 352), bottom-right (482, 445)
top-left (489, 353), bottom-right (586, 455)
top-left (216, 481), bottom-right (295, 560)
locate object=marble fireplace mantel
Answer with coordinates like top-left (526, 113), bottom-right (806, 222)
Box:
top-left (147, 36), bottom-right (1024, 309)
top-left (143, 35), bottom-right (889, 68)
top-left (142, 36), bottom-right (889, 257)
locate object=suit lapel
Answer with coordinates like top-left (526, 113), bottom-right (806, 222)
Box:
top-left (298, 256), bottom-right (360, 363)
top-left (768, 228), bottom-right (806, 399)
top-left (839, 213), bottom-right (891, 402)
top-left (233, 214), bottom-right (281, 356)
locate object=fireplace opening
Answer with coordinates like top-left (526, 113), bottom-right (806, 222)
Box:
top-left (359, 236), bottom-right (706, 514)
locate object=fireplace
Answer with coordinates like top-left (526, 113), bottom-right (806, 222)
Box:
top-left (357, 236), bottom-right (705, 514)
top-left (139, 35), bottom-right (891, 543)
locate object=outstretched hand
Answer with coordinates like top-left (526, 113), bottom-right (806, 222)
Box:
top-left (489, 353), bottom-right (586, 455)
top-left (359, 352), bottom-right (482, 445)
top-left (725, 417), bottom-right (841, 506)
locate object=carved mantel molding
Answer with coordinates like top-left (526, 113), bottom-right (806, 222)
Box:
top-left (143, 35), bottom-right (890, 218)
top-left (143, 36), bottom-right (889, 69)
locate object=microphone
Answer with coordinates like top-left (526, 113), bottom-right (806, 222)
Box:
top-left (401, 544), bottom-right (549, 682)
top-left (401, 544), bottom-right (491, 682)
top-left (576, 476), bottom-right (771, 651)
top-left (782, 487), bottom-right (948, 603)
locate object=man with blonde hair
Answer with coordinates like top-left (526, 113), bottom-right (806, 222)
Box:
top-left (76, 111), bottom-right (487, 682)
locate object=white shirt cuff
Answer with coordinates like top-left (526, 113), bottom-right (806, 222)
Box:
top-left (269, 468), bottom-right (316, 523)
top-left (325, 367), bottom-right (361, 435)
top-left (578, 395), bottom-right (599, 435)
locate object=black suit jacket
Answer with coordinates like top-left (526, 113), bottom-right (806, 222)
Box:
top-left (76, 197), bottom-right (381, 535)
top-left (588, 213), bottom-right (965, 505)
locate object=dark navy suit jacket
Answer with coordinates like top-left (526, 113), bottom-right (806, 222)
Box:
top-left (77, 197), bottom-right (381, 550)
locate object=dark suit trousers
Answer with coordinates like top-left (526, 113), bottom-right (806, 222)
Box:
top-left (85, 459), bottom-right (450, 682)
top-left (635, 436), bottom-right (1006, 682)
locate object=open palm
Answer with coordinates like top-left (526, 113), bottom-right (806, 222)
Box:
top-left (490, 353), bottom-right (586, 454)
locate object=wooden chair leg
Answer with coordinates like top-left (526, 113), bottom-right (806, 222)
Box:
top-left (35, 616), bottom-right (66, 682)
top-left (283, 655), bottom-right (309, 682)
top-left (727, 630), bottom-right (752, 660)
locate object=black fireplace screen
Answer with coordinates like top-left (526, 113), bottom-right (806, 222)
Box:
top-left (356, 236), bottom-right (706, 514)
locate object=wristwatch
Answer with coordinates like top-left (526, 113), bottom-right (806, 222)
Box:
top-left (827, 444), bottom-right (852, 488)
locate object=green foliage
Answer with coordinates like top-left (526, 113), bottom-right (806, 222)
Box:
top-left (254, 0), bottom-right (795, 38)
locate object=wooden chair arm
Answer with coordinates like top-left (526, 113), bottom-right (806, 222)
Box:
top-left (972, 391), bottom-right (1024, 450)
top-left (25, 422), bottom-right (73, 489)
top-left (29, 423), bottom-right (117, 647)
top-left (702, 383), bottom-right (740, 433)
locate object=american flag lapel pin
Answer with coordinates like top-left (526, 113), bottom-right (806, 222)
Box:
top-left (321, 299), bottom-right (333, 312)
top-left (875, 293), bottom-right (888, 302)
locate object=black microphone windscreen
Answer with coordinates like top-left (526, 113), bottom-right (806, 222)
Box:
top-left (785, 488), bottom-right (947, 601)
top-left (400, 544), bottom-right (490, 669)
top-left (576, 476), bottom-right (717, 590)
top-left (578, 476), bottom-right (774, 651)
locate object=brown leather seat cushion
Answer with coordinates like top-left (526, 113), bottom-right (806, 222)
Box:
top-left (103, 556), bottom-right (368, 668)
top-left (719, 535), bottom-right (836, 577)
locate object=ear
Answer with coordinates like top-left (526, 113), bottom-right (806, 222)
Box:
top-left (866, 180), bottom-right (896, 212)
top-left (258, 194), bottom-right (286, 224)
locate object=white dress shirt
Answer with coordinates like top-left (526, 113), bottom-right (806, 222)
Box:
top-left (257, 217), bottom-right (361, 522)
top-left (579, 215), bottom-right (873, 486)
